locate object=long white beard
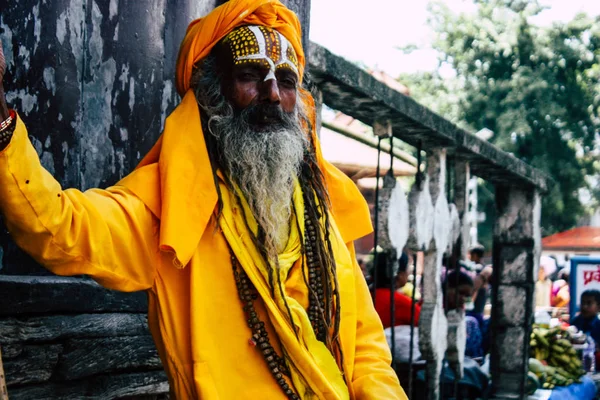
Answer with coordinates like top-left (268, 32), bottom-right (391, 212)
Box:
top-left (210, 110), bottom-right (308, 257)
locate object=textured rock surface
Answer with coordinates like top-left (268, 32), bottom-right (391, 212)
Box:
top-left (413, 149), bottom-right (454, 400)
top-left (490, 186), bottom-right (541, 399)
top-left (378, 174), bottom-right (409, 254)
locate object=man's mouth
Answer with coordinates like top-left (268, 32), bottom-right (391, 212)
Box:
top-left (246, 105), bottom-right (287, 129)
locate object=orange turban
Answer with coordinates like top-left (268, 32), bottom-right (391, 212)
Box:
top-left (175, 0), bottom-right (305, 97)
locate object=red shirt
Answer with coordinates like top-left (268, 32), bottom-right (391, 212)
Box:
top-left (374, 288), bottom-right (421, 328)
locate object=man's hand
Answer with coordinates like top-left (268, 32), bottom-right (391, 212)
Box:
top-left (0, 40), bottom-right (10, 120)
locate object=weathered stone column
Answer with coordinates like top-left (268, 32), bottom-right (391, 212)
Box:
top-left (410, 148), bottom-right (450, 400)
top-left (490, 186), bottom-right (541, 399)
top-left (451, 160), bottom-right (471, 265)
top-left (445, 160), bottom-right (469, 379)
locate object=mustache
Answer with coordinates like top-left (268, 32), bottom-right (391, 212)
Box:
top-left (239, 103), bottom-right (296, 129)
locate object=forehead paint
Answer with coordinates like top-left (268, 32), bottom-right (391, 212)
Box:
top-left (223, 25), bottom-right (299, 82)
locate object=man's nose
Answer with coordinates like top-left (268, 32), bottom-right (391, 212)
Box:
top-left (260, 78), bottom-right (281, 104)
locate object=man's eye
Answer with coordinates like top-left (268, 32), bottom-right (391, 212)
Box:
top-left (280, 79), bottom-right (297, 88)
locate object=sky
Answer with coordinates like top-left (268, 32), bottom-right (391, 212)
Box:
top-left (310, 0), bottom-right (600, 78)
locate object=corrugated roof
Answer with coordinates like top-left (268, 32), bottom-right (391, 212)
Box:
top-left (542, 227), bottom-right (600, 250)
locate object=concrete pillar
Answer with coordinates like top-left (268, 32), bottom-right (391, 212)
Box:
top-left (490, 186), bottom-right (541, 399)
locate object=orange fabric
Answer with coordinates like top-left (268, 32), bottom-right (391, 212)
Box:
top-left (175, 0), bottom-right (305, 96)
top-left (0, 116), bottom-right (406, 399)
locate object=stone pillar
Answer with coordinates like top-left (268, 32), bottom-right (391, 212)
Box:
top-left (280, 0), bottom-right (311, 52)
top-left (445, 160), bottom-right (468, 380)
top-left (410, 148), bottom-right (450, 400)
top-left (451, 161), bottom-right (471, 266)
top-left (490, 186), bottom-right (541, 399)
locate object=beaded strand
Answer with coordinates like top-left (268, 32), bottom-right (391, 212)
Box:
top-left (304, 207), bottom-right (327, 342)
top-left (230, 194), bottom-right (334, 398)
top-left (231, 252), bottom-right (300, 400)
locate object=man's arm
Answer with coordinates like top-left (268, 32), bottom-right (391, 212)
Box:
top-left (0, 42), bottom-right (157, 292)
top-left (347, 243), bottom-right (408, 400)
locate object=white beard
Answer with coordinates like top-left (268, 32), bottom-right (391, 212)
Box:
top-left (209, 110), bottom-right (308, 258)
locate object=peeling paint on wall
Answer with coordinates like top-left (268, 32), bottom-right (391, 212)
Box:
top-left (160, 80), bottom-right (173, 131)
top-left (56, 1), bottom-right (85, 82)
top-left (0, 17), bottom-right (14, 69)
top-left (6, 89), bottom-right (38, 115)
top-left (43, 67), bottom-right (56, 95)
top-left (32, 3), bottom-right (41, 53)
top-left (18, 45), bottom-right (31, 71)
top-left (109, 0), bottom-right (118, 20)
top-left (128, 76), bottom-right (135, 112)
top-left (79, 2), bottom-right (118, 189)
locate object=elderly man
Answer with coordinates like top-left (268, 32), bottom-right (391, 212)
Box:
top-left (0, 1), bottom-right (405, 399)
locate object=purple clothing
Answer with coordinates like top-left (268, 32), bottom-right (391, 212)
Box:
top-left (465, 315), bottom-right (483, 358)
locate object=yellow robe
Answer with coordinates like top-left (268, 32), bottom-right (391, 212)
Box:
top-left (0, 113), bottom-right (406, 399)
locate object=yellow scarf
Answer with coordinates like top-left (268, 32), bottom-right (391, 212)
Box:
top-left (219, 181), bottom-right (349, 400)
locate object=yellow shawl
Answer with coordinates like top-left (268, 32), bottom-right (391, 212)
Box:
top-left (220, 182), bottom-right (349, 399)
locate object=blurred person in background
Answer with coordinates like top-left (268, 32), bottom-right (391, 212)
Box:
top-left (536, 256), bottom-right (556, 308)
top-left (396, 252), bottom-right (421, 302)
top-left (470, 265), bottom-right (492, 323)
top-left (444, 270), bottom-right (483, 358)
top-left (552, 267), bottom-right (570, 308)
top-left (373, 252), bottom-right (421, 328)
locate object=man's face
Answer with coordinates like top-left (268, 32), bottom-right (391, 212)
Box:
top-left (220, 25), bottom-right (300, 126)
top-left (580, 295), bottom-right (599, 319)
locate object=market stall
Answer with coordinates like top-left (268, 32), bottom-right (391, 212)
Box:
top-left (527, 324), bottom-right (597, 399)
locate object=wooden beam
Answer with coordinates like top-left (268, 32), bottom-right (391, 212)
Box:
top-left (308, 42), bottom-right (550, 191)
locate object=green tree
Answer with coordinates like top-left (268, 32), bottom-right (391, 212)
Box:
top-left (400, 0), bottom-right (600, 243)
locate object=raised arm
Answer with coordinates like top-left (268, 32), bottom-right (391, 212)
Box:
top-left (0, 41), bottom-right (158, 292)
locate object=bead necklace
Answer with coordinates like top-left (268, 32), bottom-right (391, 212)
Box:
top-left (229, 197), bottom-right (329, 399)
top-left (231, 253), bottom-right (300, 400)
top-left (304, 205), bottom-right (327, 343)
